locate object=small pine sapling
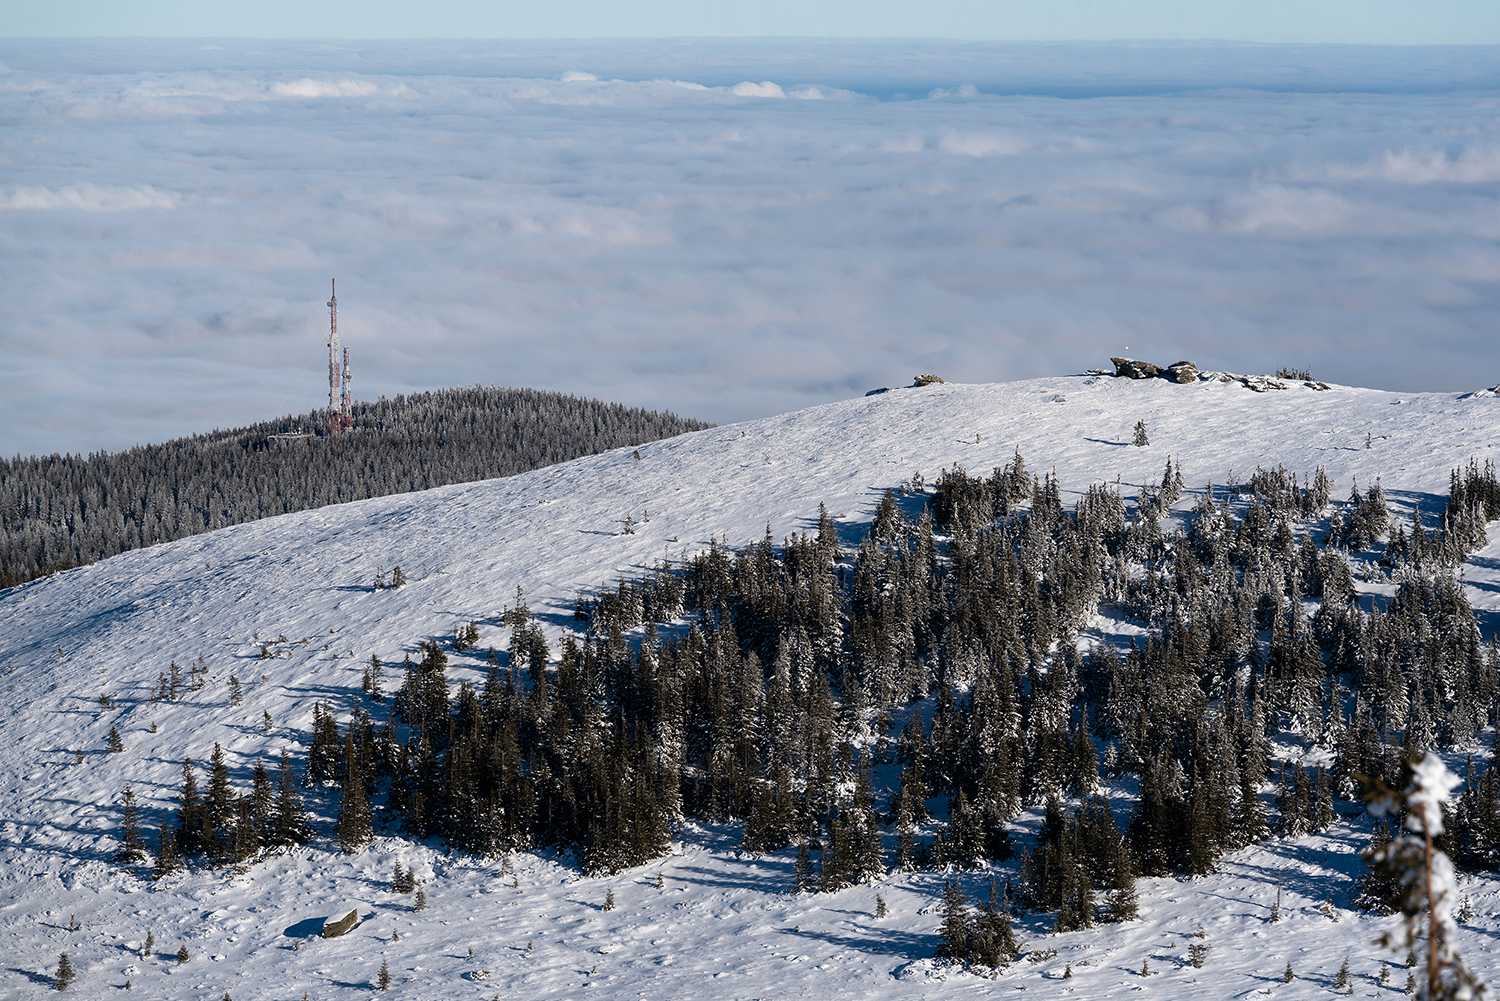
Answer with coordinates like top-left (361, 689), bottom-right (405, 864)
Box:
top-left (875, 893), bottom-right (887, 919)
top-left (1063, 963), bottom-right (1072, 979)
top-left (1458, 895), bottom-right (1475, 924)
top-left (603, 889), bottom-right (616, 911)
top-left (378, 957), bottom-right (391, 992)
top-left (655, 872), bottom-right (664, 890)
top-left (1133, 420), bottom-right (1149, 447)
top-left (1188, 941), bottom-right (1209, 968)
top-left (1380, 960), bottom-right (1390, 984)
top-left (55, 952), bottom-right (73, 990)
top-left (107, 726), bottom-right (125, 753)
top-left (143, 932), bottom-right (154, 958)
top-left (1282, 961), bottom-right (1294, 983)
top-left (413, 886), bottom-right (427, 912)
top-left (176, 945), bottom-right (189, 964)
top-left (1140, 959), bottom-right (1150, 977)
top-left (391, 929), bottom-right (399, 942)
top-left (1406, 971), bottom-right (1417, 994)
top-left (1335, 957), bottom-right (1351, 989)
top-left (228, 674), bottom-right (243, 707)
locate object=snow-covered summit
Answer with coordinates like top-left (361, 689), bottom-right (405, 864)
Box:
top-left (2, 372), bottom-right (1498, 998)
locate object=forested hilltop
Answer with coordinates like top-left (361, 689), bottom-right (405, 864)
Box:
top-left (0, 387), bottom-right (712, 589)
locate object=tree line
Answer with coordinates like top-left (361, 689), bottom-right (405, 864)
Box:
top-left (0, 386), bottom-right (712, 589)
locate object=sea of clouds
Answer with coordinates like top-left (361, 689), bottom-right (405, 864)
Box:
top-left (3, 39), bottom-right (1500, 458)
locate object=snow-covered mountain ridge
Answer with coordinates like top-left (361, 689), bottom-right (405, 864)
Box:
top-left (2, 371), bottom-right (1499, 999)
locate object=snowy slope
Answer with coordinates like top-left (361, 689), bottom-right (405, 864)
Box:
top-left (2, 371), bottom-right (1499, 999)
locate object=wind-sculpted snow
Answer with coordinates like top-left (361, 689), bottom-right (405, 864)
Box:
top-left (1, 375), bottom-right (1499, 997)
top-left (5, 39), bottom-right (1500, 457)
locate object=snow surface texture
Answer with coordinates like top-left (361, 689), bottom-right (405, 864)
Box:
top-left (1, 373), bottom-right (1499, 998)
top-left (6, 39), bottom-right (1500, 456)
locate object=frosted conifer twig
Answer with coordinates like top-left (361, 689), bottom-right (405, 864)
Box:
top-left (1358, 751), bottom-right (1487, 1001)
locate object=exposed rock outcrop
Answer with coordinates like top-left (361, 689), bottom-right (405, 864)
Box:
top-left (913, 374), bottom-right (945, 386)
top-left (1167, 360), bottom-right (1199, 384)
top-left (1240, 375), bottom-right (1288, 393)
top-left (1111, 357), bottom-right (1163, 379)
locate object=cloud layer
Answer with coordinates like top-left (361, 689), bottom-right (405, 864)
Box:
top-left (2, 39), bottom-right (1500, 458)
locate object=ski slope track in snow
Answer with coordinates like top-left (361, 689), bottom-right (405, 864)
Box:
top-left (2, 371), bottom-right (1499, 998)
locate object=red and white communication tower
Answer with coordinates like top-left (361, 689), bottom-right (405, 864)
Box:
top-left (326, 279), bottom-right (353, 435)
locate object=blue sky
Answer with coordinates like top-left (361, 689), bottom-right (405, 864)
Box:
top-left (6, 0), bottom-right (1500, 44)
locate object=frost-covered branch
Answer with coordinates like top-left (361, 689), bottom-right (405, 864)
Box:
top-left (1360, 751), bottom-right (1488, 1001)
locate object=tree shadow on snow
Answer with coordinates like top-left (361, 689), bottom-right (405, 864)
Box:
top-left (671, 862), bottom-right (793, 895)
top-left (8, 967), bottom-right (54, 987)
top-left (791, 922), bottom-right (938, 958)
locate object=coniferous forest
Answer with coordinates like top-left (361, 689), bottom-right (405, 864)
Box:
top-left (138, 448), bottom-right (1500, 961)
top-left (0, 387), bottom-right (712, 589)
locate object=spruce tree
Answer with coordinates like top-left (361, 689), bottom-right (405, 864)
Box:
top-left (794, 841), bottom-right (815, 893)
top-left (205, 743), bottom-right (234, 862)
top-left (272, 752), bottom-right (309, 847)
top-left (378, 957), bottom-right (391, 991)
top-left (175, 757), bottom-right (202, 855)
top-left (336, 733), bottom-right (372, 855)
top-left (114, 784), bottom-right (148, 864)
top-left (935, 880), bottom-right (971, 964)
top-left (107, 726), bottom-right (124, 753)
top-left (54, 953), bottom-right (73, 991)
top-left (152, 812), bottom-right (179, 879)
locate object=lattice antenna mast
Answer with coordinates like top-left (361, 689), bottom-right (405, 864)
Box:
top-left (326, 279), bottom-right (353, 434)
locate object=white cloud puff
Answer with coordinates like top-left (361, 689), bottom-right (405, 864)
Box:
top-left (730, 80), bottom-right (785, 98)
top-left (0, 183), bottom-right (181, 211)
top-left (1336, 146), bottom-right (1500, 184)
top-left (270, 77), bottom-right (380, 98)
top-left (937, 132), bottom-right (1028, 157)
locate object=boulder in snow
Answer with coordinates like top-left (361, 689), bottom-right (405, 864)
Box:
top-left (322, 908), bottom-right (361, 939)
top-left (1110, 357), bottom-right (1162, 379)
top-left (1167, 360), bottom-right (1199, 383)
